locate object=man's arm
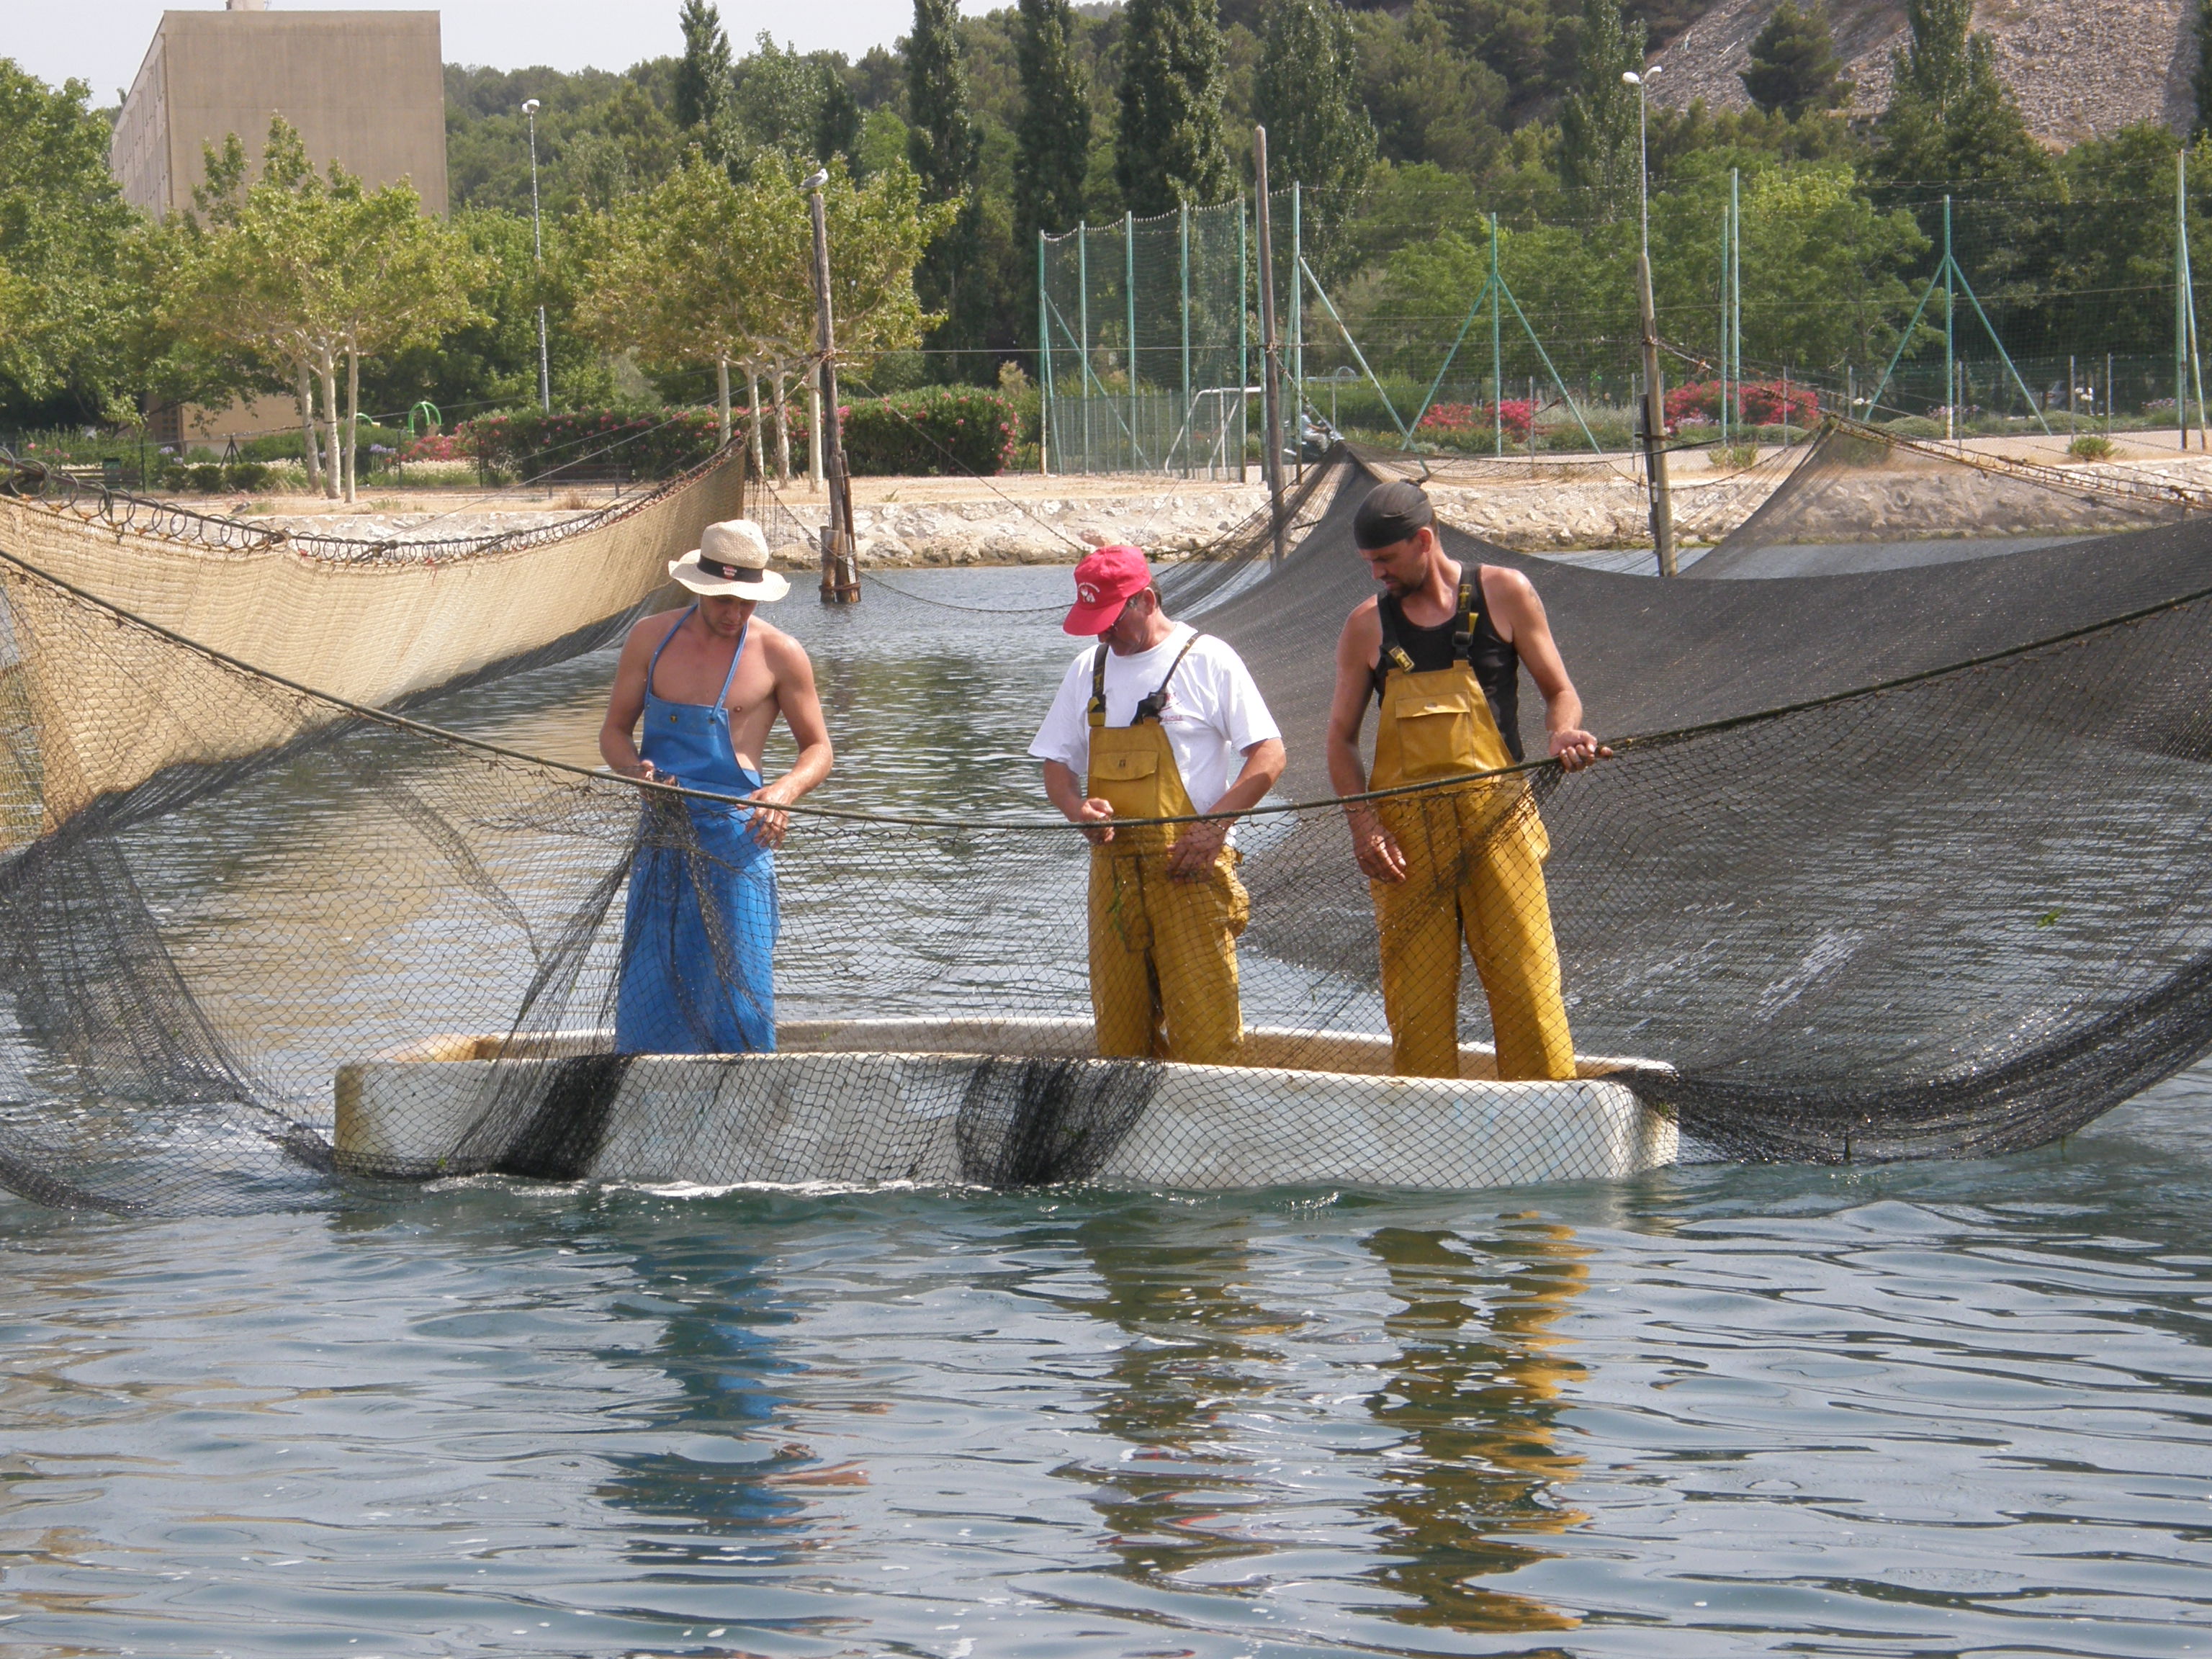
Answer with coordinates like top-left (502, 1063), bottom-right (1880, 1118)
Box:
top-left (1327, 602), bottom-right (1408, 882)
top-left (1165, 737), bottom-right (1286, 877)
top-left (1480, 566), bottom-right (1609, 771)
top-left (744, 634), bottom-right (835, 847)
top-left (598, 616), bottom-right (667, 780)
top-left (1043, 759), bottom-right (1116, 844)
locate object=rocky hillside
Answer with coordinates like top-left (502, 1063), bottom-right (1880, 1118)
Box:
top-left (1650, 0), bottom-right (2198, 143)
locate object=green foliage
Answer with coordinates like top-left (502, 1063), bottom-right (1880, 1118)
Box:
top-left (1014, 0), bottom-right (1093, 243)
top-left (839, 386), bottom-right (1019, 472)
top-left (1874, 0), bottom-right (2051, 196)
top-left (1116, 0), bottom-right (1235, 213)
top-left (1740, 0), bottom-right (1848, 120)
top-left (674, 0), bottom-right (732, 137)
top-left (1256, 0), bottom-right (1377, 209)
top-left (2069, 431), bottom-right (2115, 460)
top-left (463, 406), bottom-right (723, 478)
top-left (909, 0), bottom-right (981, 202)
top-left (1352, 3), bottom-right (1508, 176)
top-left (444, 64), bottom-right (680, 215)
top-left (2198, 0), bottom-right (2212, 142)
top-left (0, 60), bottom-right (149, 425)
top-left (1556, 0), bottom-right (1645, 215)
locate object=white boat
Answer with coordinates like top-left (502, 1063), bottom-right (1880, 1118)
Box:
top-left (334, 1017), bottom-right (1679, 1191)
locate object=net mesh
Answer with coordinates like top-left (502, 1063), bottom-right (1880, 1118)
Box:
top-left (4, 438), bottom-right (2212, 1212)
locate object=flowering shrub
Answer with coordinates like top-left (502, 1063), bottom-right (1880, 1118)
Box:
top-left (400, 430), bottom-right (469, 463)
top-left (1416, 400), bottom-right (1534, 444)
top-left (1665, 379), bottom-right (1819, 430)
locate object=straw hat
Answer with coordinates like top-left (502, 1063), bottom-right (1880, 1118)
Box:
top-left (669, 519), bottom-right (790, 601)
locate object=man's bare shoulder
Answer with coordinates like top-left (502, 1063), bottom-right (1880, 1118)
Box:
top-left (1478, 562), bottom-right (1537, 601)
top-left (1341, 593), bottom-right (1381, 630)
top-left (624, 608), bottom-right (688, 649)
top-left (752, 618), bottom-right (814, 675)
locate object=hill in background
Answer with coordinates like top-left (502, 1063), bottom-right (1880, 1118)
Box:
top-left (1650, 0), bottom-right (2198, 141)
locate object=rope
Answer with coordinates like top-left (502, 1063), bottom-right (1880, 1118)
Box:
top-left (6, 534), bottom-right (2201, 837)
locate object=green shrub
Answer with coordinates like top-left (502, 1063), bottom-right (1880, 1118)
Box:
top-left (224, 460), bottom-right (271, 492)
top-left (463, 408), bottom-right (722, 480)
top-left (185, 462), bottom-right (225, 493)
top-left (2067, 433), bottom-right (2116, 461)
top-left (1884, 415), bottom-right (1946, 439)
top-left (838, 387), bottom-right (1017, 475)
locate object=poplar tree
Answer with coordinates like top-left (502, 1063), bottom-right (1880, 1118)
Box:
top-left (1555, 0), bottom-right (1645, 215)
top-left (1014, 0), bottom-right (1092, 245)
top-left (673, 0), bottom-right (732, 141)
top-left (906, 0), bottom-right (979, 204)
top-left (1254, 0), bottom-right (1377, 206)
top-left (2197, 0), bottom-right (2212, 141)
top-left (1740, 0), bottom-right (1849, 120)
top-left (1873, 0), bottom-right (2049, 193)
top-left (1115, 0), bottom-right (1233, 216)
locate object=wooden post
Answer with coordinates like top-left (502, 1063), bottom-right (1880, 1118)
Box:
top-left (809, 182), bottom-right (859, 603)
top-left (1254, 126), bottom-right (1286, 566)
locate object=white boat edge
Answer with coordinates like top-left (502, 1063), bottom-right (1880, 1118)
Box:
top-left (334, 1016), bottom-right (1680, 1192)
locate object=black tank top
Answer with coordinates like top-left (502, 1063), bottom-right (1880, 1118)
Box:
top-left (1375, 583), bottom-right (1524, 762)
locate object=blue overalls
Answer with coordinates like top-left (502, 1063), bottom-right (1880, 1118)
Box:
top-left (613, 606), bottom-right (780, 1054)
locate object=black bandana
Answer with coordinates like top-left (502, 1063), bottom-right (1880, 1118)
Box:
top-left (1353, 480), bottom-right (1435, 550)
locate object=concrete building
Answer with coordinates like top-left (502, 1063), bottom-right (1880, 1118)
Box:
top-left (113, 2), bottom-right (447, 220)
top-left (112, 2), bottom-right (448, 448)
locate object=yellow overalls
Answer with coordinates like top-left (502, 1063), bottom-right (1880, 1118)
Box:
top-left (1085, 637), bottom-right (1251, 1066)
top-left (1367, 581), bottom-right (1576, 1082)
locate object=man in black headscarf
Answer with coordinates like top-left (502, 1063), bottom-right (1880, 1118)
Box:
top-left (1323, 481), bottom-right (1607, 1080)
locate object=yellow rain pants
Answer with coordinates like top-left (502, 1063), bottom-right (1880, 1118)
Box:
top-left (1369, 657), bottom-right (1575, 1082)
top-left (1087, 706), bottom-right (1250, 1067)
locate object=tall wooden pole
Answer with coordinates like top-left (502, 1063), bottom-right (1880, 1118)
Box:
top-left (1632, 78), bottom-right (1675, 576)
top-left (1254, 126), bottom-right (1286, 565)
top-left (809, 182), bottom-right (859, 603)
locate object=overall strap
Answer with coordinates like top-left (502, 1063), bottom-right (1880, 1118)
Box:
top-left (1133, 633), bottom-right (1201, 724)
top-left (1372, 578), bottom-right (1480, 691)
top-left (645, 604), bottom-right (698, 698)
top-left (1087, 642), bottom-right (1110, 728)
top-left (713, 620), bottom-right (752, 709)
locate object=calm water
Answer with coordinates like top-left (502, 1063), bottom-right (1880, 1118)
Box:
top-left (4, 567), bottom-right (2211, 1656)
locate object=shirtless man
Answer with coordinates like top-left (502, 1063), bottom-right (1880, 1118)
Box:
top-left (598, 518), bottom-right (832, 1053)
top-left (1323, 481), bottom-right (1606, 1081)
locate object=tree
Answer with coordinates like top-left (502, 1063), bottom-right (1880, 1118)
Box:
top-left (1352, 3), bottom-right (1509, 177)
top-left (1254, 0), bottom-right (1377, 212)
top-left (578, 153), bottom-right (949, 451)
top-left (167, 119), bottom-right (480, 500)
top-left (1873, 0), bottom-right (2049, 194)
top-left (907, 0), bottom-right (979, 204)
top-left (1117, 0), bottom-right (1234, 215)
top-left (1014, 0), bottom-right (1092, 245)
top-left (673, 0), bottom-right (732, 140)
top-left (2197, 0), bottom-right (2212, 143)
top-left (814, 63), bottom-right (864, 172)
top-left (1556, 0), bottom-right (1645, 215)
top-left (1741, 1), bottom-right (1849, 120)
top-left (0, 61), bottom-right (149, 426)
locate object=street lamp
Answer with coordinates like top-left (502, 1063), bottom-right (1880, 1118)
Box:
top-left (522, 97), bottom-right (549, 415)
top-left (1619, 64), bottom-right (1675, 575)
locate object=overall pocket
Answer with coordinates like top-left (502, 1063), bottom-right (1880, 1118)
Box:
top-left (1089, 745), bottom-right (1162, 818)
top-left (1391, 688), bottom-right (1477, 783)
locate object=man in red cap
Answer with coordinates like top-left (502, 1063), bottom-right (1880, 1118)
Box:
top-left (1030, 546), bottom-right (1285, 1066)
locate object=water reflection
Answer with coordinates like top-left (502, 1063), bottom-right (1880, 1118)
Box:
top-left (1064, 1201), bottom-right (1285, 1587)
top-left (1361, 1216), bottom-right (1591, 1635)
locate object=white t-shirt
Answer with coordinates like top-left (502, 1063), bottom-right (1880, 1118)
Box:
top-left (1029, 624), bottom-right (1281, 814)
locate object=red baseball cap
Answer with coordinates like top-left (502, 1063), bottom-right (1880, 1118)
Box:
top-left (1062, 544), bottom-right (1154, 635)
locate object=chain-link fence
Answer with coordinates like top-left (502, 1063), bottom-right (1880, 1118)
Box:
top-left (1038, 162), bottom-right (2212, 475)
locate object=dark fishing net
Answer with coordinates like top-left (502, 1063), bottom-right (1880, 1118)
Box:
top-left (3, 433), bottom-right (2212, 1213)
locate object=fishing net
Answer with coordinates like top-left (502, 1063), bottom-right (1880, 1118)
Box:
top-left (4, 434), bottom-right (2212, 1213)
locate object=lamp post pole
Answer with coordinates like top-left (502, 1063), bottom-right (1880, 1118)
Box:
top-left (1622, 66), bottom-right (1676, 577)
top-left (523, 99), bottom-right (550, 415)
top-left (806, 170), bottom-right (859, 603)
